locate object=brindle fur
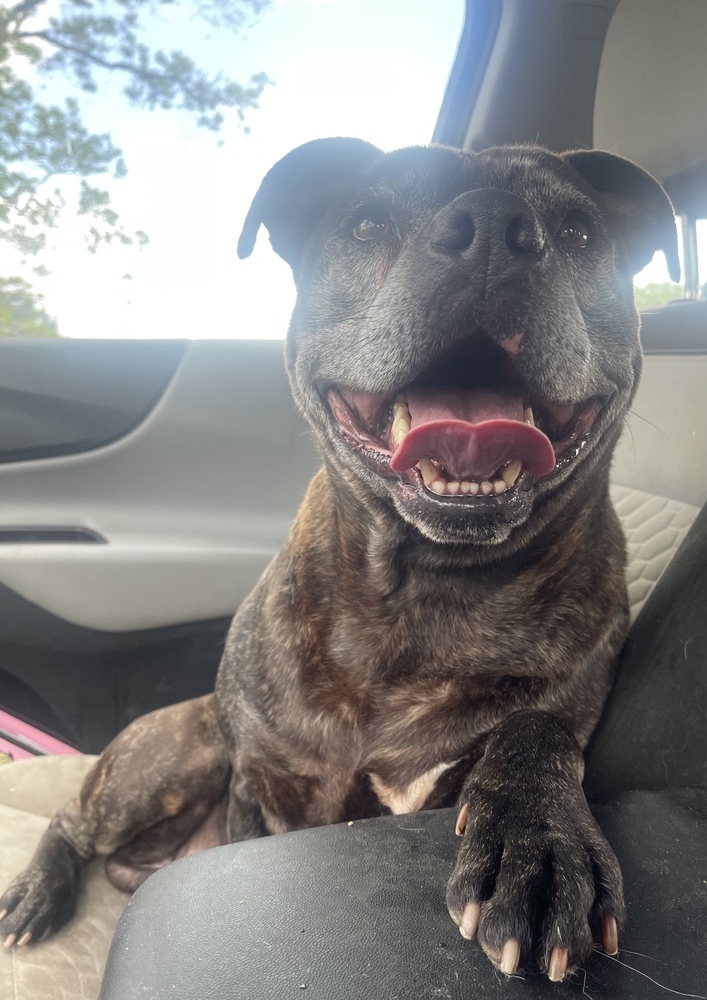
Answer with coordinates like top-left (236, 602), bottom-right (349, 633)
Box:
top-left (216, 465), bottom-right (627, 832)
top-left (0, 140), bottom-right (678, 975)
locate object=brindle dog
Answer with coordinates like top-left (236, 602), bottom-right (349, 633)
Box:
top-left (0, 140), bottom-right (679, 981)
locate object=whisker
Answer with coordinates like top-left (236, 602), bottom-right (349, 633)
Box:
top-left (594, 950), bottom-right (707, 998)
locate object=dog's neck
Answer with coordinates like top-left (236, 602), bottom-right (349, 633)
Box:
top-left (298, 461), bottom-right (616, 604)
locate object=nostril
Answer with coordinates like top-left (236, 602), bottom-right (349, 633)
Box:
top-left (506, 214), bottom-right (545, 255)
top-left (430, 211), bottom-right (476, 251)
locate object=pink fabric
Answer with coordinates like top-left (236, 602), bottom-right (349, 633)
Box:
top-left (0, 736), bottom-right (33, 761)
top-left (0, 709), bottom-right (80, 757)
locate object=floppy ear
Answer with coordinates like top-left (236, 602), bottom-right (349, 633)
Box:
top-left (237, 137), bottom-right (384, 273)
top-left (563, 150), bottom-right (681, 282)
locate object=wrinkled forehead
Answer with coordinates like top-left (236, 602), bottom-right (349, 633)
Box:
top-left (348, 145), bottom-right (600, 218)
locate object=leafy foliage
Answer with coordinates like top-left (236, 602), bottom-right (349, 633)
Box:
top-left (0, 276), bottom-right (60, 336)
top-left (633, 282), bottom-right (684, 311)
top-left (0, 0), bottom-right (269, 259)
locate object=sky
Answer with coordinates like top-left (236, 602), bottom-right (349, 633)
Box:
top-left (4, 0), bottom-right (466, 339)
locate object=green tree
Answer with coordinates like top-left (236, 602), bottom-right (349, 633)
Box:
top-left (633, 282), bottom-right (684, 311)
top-left (0, 276), bottom-right (60, 336)
top-left (0, 0), bottom-right (270, 258)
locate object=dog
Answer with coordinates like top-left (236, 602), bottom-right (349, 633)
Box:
top-left (0, 139), bottom-right (679, 981)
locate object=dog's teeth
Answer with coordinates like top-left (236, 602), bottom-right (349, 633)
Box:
top-left (393, 402), bottom-right (411, 421)
top-left (431, 480), bottom-right (446, 495)
top-left (419, 459), bottom-right (437, 486)
top-left (523, 406), bottom-right (535, 427)
top-left (460, 481), bottom-right (471, 494)
top-left (392, 403), bottom-right (412, 447)
top-left (469, 481), bottom-right (480, 495)
top-left (392, 418), bottom-right (410, 446)
top-left (493, 479), bottom-right (506, 494)
top-left (447, 481), bottom-right (460, 495)
top-left (481, 481), bottom-right (493, 496)
top-left (501, 459), bottom-right (522, 486)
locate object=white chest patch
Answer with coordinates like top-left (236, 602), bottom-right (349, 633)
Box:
top-left (370, 761), bottom-right (457, 815)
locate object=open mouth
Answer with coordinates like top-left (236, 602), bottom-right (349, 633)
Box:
top-left (325, 338), bottom-right (605, 503)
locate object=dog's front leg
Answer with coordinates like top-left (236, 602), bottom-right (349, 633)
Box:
top-left (223, 769), bottom-right (267, 842)
top-left (446, 710), bottom-right (624, 981)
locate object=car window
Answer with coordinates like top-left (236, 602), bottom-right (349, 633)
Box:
top-left (0, 0), bottom-right (464, 341)
top-left (699, 220), bottom-right (707, 298)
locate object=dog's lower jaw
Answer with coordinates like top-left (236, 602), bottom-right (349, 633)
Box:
top-left (389, 484), bottom-right (530, 547)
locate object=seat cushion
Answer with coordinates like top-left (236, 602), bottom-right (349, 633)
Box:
top-left (0, 755), bottom-right (128, 1000)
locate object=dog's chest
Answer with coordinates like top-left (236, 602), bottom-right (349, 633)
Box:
top-left (319, 595), bottom-right (551, 814)
top-left (314, 646), bottom-right (499, 812)
top-left (368, 762), bottom-right (458, 814)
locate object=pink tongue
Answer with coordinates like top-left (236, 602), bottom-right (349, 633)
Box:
top-left (390, 388), bottom-right (556, 480)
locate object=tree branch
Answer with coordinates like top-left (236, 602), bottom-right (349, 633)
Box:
top-left (6, 0), bottom-right (48, 25)
top-left (17, 30), bottom-right (184, 90)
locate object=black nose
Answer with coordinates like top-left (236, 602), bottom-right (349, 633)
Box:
top-left (429, 188), bottom-right (546, 258)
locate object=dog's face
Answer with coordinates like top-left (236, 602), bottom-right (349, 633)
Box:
top-left (240, 140), bottom-right (678, 548)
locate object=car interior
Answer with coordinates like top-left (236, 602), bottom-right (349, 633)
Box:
top-left (0, 0), bottom-right (705, 997)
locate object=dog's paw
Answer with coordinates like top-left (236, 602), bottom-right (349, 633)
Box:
top-left (0, 865), bottom-right (78, 948)
top-left (446, 785), bottom-right (624, 981)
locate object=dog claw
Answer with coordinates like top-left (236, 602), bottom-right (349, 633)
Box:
top-left (548, 945), bottom-right (568, 982)
top-left (17, 931), bottom-right (32, 947)
top-left (3, 933), bottom-right (16, 949)
top-left (499, 937), bottom-right (521, 976)
top-left (601, 915), bottom-right (619, 955)
top-left (455, 802), bottom-right (469, 837)
top-left (458, 901), bottom-right (480, 940)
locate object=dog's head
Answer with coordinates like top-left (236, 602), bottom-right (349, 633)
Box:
top-left (239, 139), bottom-right (678, 548)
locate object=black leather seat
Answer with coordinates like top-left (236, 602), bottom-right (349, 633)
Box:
top-left (99, 502), bottom-right (707, 999)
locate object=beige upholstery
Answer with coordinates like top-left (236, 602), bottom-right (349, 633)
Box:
top-left (611, 485), bottom-right (700, 620)
top-left (594, 0), bottom-right (707, 181)
top-left (0, 756), bottom-right (127, 1000)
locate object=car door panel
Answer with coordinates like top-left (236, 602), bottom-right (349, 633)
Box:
top-left (0, 340), bottom-right (186, 462)
top-left (0, 338), bottom-right (320, 751)
top-left (0, 339), bottom-right (319, 631)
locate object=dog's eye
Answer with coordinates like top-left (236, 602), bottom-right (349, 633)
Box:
top-left (558, 216), bottom-right (590, 249)
top-left (353, 212), bottom-right (392, 241)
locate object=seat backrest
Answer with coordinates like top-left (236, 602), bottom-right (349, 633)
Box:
top-left (585, 496), bottom-right (707, 795)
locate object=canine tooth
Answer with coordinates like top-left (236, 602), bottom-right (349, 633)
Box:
top-left (493, 479), bottom-right (506, 494)
top-left (431, 480), bottom-right (446, 495)
top-left (393, 402), bottom-right (411, 422)
top-left (523, 406), bottom-right (535, 427)
top-left (460, 481), bottom-right (471, 494)
top-left (469, 482), bottom-right (480, 495)
top-left (419, 459), bottom-right (437, 486)
top-left (392, 417), bottom-right (410, 446)
top-left (481, 481), bottom-right (493, 495)
top-left (501, 459), bottom-right (522, 486)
